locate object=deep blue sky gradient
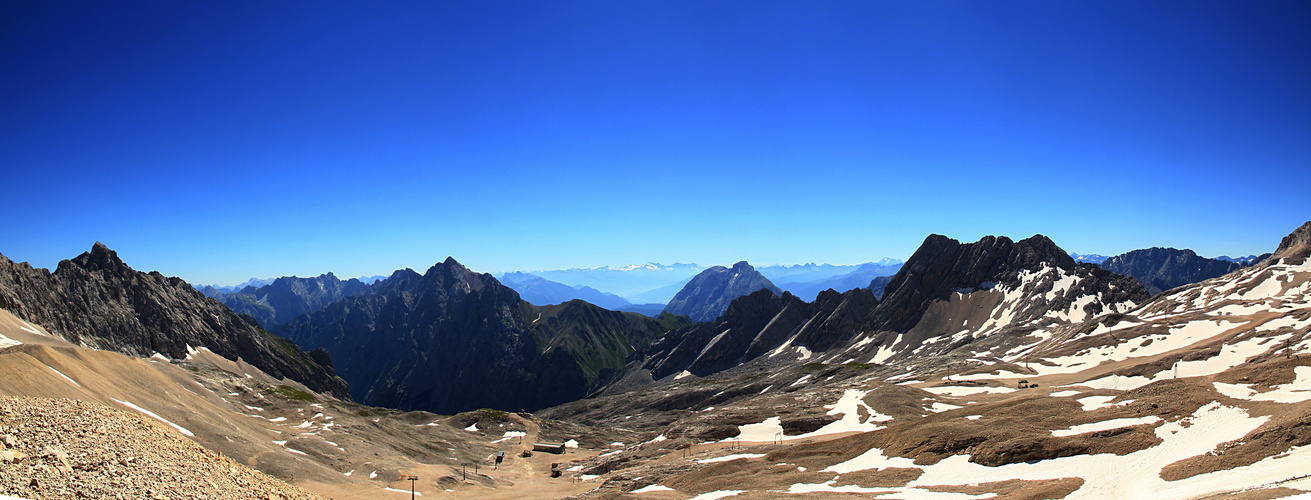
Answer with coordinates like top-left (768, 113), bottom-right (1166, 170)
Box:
top-left (3, 1), bottom-right (1308, 284)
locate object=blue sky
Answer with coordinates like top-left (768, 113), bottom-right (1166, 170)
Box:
top-left (3, 1), bottom-right (1308, 285)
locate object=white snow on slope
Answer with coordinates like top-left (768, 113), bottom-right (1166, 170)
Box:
top-left (1214, 366), bottom-right (1311, 403)
top-left (490, 431), bottom-right (526, 444)
top-left (1020, 319), bottom-right (1243, 378)
top-left (686, 491), bottom-right (745, 500)
top-left (632, 484), bottom-right (675, 493)
top-left (111, 398), bottom-right (195, 437)
top-left (910, 402), bottom-right (1267, 499)
top-left (697, 453), bottom-right (765, 464)
top-left (801, 403), bottom-right (1277, 499)
top-left (1051, 416), bottom-right (1161, 437)
top-left (0, 333), bottom-right (20, 348)
top-left (1078, 333), bottom-right (1292, 392)
top-left (47, 366), bottom-right (81, 387)
top-left (727, 389), bottom-right (891, 443)
top-left (726, 417), bottom-right (782, 443)
top-left (922, 386), bottom-right (1015, 397)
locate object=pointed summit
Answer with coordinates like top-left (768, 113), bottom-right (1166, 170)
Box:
top-left (664, 261), bottom-right (782, 322)
top-left (61, 241), bottom-right (128, 274)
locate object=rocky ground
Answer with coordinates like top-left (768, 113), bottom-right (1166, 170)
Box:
top-left (0, 396), bottom-right (321, 500)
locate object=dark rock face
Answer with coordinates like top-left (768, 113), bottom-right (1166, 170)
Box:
top-left (213, 273), bottom-right (373, 328)
top-left (663, 262), bottom-right (783, 322)
top-left (275, 257), bottom-right (679, 414)
top-left (869, 234), bottom-right (1146, 334)
top-left (868, 276), bottom-right (892, 300)
top-left (612, 233), bottom-right (1154, 392)
top-left (0, 243), bottom-right (350, 399)
top-left (1099, 248), bottom-right (1242, 295)
top-left (637, 287), bottom-right (876, 379)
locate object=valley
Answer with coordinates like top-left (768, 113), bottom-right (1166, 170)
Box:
top-left (1, 222), bottom-right (1309, 499)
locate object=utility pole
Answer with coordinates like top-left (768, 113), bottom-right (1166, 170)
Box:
top-left (406, 475), bottom-right (418, 500)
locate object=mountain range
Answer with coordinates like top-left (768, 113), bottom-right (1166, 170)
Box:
top-left (774, 261), bottom-right (904, 302)
top-left (616, 233), bottom-right (1149, 387)
top-left (3, 224), bottom-right (1308, 499)
top-left (202, 273), bottom-right (375, 329)
top-left (273, 258), bottom-right (688, 414)
top-left (531, 262), bottom-right (706, 301)
top-left (0, 243), bottom-right (349, 399)
top-left (496, 271), bottom-right (631, 309)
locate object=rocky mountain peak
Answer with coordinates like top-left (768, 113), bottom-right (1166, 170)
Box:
top-left (1016, 234), bottom-right (1076, 268)
top-left (872, 232), bottom-right (1141, 334)
top-left (1269, 221), bottom-right (1311, 264)
top-left (0, 243), bottom-right (350, 398)
top-left (424, 256), bottom-right (486, 294)
top-left (62, 241), bottom-right (129, 274)
top-left (663, 261), bottom-right (783, 322)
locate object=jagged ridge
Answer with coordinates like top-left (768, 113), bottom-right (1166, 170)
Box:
top-left (0, 243), bottom-right (349, 399)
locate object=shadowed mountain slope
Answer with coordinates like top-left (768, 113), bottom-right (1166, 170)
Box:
top-left (1099, 247), bottom-right (1244, 295)
top-left (614, 233), bottom-right (1148, 390)
top-left (209, 273), bottom-right (374, 328)
top-left (276, 257), bottom-right (685, 414)
top-left (0, 243), bottom-right (349, 399)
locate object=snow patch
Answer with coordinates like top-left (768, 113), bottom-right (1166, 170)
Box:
top-left (47, 366), bottom-right (81, 387)
top-left (632, 484), bottom-right (675, 493)
top-left (686, 491), bottom-right (746, 500)
top-left (697, 453), bottom-right (765, 464)
top-left (111, 399), bottom-right (195, 437)
top-left (922, 386), bottom-right (1015, 397)
top-left (1214, 366), bottom-right (1311, 403)
top-left (1051, 416), bottom-right (1161, 437)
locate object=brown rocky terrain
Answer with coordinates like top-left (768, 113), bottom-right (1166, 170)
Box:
top-left (0, 396), bottom-right (321, 500)
top-left (2, 222), bottom-right (1309, 499)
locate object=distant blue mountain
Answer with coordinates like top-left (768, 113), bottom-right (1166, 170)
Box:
top-left (1215, 254), bottom-right (1272, 266)
top-left (615, 303), bottom-right (667, 317)
top-left (531, 263), bottom-right (705, 300)
top-left (194, 277), bottom-right (276, 296)
top-left (1069, 253), bottom-right (1110, 265)
top-left (756, 259), bottom-right (903, 285)
top-left (626, 278), bottom-right (695, 305)
top-left (776, 261), bottom-right (904, 302)
top-left (498, 272), bottom-right (631, 309)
